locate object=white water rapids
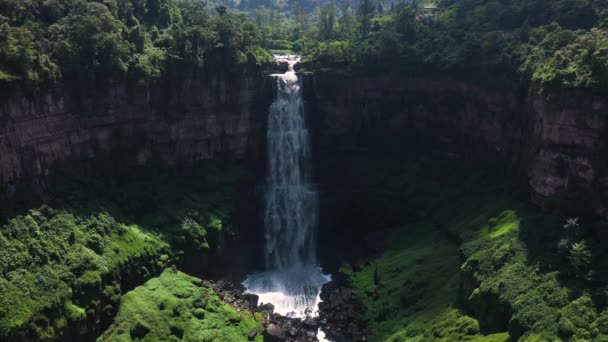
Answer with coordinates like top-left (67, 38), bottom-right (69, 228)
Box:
top-left (243, 55), bottom-right (331, 319)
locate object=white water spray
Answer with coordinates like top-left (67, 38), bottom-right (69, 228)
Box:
top-left (243, 55), bottom-right (331, 318)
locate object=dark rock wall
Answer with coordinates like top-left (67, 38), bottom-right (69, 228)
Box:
top-left (528, 87), bottom-right (608, 217)
top-left (312, 74), bottom-right (608, 219)
top-left (0, 73), bottom-right (272, 197)
top-left (1, 71), bottom-right (607, 218)
top-left (312, 74), bottom-right (527, 160)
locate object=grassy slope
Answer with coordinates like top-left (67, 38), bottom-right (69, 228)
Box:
top-left (98, 269), bottom-right (264, 342)
top-left (335, 150), bottom-right (608, 342)
top-left (0, 160), bottom-right (251, 340)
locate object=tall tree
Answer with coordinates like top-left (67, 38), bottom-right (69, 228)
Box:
top-left (358, 0), bottom-right (375, 38)
top-left (319, 4), bottom-right (336, 40)
top-left (338, 0), bottom-right (354, 38)
top-left (294, 3), bottom-right (309, 28)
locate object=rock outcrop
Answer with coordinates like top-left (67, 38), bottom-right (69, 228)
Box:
top-left (528, 86), bottom-right (608, 217)
top-left (318, 272), bottom-right (368, 341)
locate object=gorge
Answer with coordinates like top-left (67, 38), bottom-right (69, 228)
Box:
top-left (2, 1), bottom-right (608, 341)
top-left (1, 63), bottom-right (608, 341)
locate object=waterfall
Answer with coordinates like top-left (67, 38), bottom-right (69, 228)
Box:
top-left (265, 57), bottom-right (317, 269)
top-left (243, 55), bottom-right (330, 318)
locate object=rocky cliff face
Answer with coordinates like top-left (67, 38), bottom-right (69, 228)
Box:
top-left (312, 74), bottom-right (608, 218)
top-left (0, 74), bottom-right (270, 197)
top-left (312, 74), bottom-right (527, 159)
top-left (529, 87), bottom-right (608, 217)
top-left (1, 71), bottom-right (606, 218)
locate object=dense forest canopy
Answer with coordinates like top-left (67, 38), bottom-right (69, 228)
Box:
top-left (297, 0), bottom-right (608, 89)
top-left (2, 0), bottom-right (607, 92)
top-left (0, 0), bottom-right (274, 93)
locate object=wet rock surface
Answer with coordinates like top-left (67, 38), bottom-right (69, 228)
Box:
top-left (201, 279), bottom-right (260, 313)
top-left (273, 60), bottom-right (290, 73)
top-left (318, 273), bottom-right (369, 342)
top-left (264, 315), bottom-right (319, 342)
top-left (201, 279), bottom-right (322, 341)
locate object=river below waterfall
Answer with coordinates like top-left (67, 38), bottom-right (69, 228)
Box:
top-left (243, 55), bottom-right (331, 319)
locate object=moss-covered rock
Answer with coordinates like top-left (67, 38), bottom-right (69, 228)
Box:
top-left (98, 269), bottom-right (264, 342)
top-left (0, 209), bottom-right (169, 340)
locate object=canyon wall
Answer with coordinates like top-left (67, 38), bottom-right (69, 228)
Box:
top-left (312, 74), bottom-right (608, 219)
top-left (0, 74), bottom-right (271, 196)
top-left (1, 70), bottom-right (606, 218)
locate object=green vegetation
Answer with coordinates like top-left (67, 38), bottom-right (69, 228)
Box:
top-left (0, 0), bottom-right (274, 93)
top-left (98, 269), bottom-right (264, 342)
top-left (332, 148), bottom-right (608, 341)
top-left (46, 159), bottom-right (252, 264)
top-left (0, 160), bottom-right (252, 340)
top-left (300, 0), bottom-right (608, 90)
top-left (0, 208), bottom-right (169, 339)
top-left (5, 0), bottom-right (605, 91)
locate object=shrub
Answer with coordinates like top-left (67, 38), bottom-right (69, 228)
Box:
top-left (569, 241), bottom-right (592, 279)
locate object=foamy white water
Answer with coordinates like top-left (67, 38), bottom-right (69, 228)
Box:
top-left (243, 266), bottom-right (331, 318)
top-left (317, 328), bottom-right (331, 342)
top-left (244, 55), bottom-right (330, 319)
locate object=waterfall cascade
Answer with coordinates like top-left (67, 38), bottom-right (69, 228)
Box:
top-left (243, 55), bottom-right (330, 318)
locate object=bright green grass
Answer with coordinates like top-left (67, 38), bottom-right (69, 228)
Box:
top-left (344, 223), bottom-right (470, 341)
top-left (335, 149), bottom-right (608, 342)
top-left (98, 269), bottom-right (264, 342)
top-left (343, 217), bottom-right (513, 341)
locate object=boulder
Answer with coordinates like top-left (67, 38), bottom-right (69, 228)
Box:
top-left (264, 323), bottom-right (286, 342)
top-left (243, 293), bottom-right (259, 310)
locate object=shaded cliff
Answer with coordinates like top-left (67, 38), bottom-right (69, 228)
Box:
top-left (1, 70), bottom-right (606, 219)
top-left (311, 73), bottom-right (608, 219)
top-left (528, 87), bottom-right (608, 218)
top-left (0, 73), bottom-right (272, 203)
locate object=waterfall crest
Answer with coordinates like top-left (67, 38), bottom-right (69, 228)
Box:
top-left (243, 55), bottom-right (330, 318)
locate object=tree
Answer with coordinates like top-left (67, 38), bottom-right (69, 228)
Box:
top-left (319, 4), bottom-right (336, 40)
top-left (294, 4), bottom-right (309, 28)
top-left (269, 8), bottom-right (279, 28)
top-left (358, 0), bottom-right (375, 38)
top-left (338, 0), bottom-right (354, 38)
top-left (569, 241), bottom-right (592, 279)
top-left (215, 5), bottom-right (227, 15)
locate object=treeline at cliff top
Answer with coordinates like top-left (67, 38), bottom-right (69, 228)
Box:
top-left (2, 0), bottom-right (608, 93)
top-left (0, 0), bottom-right (275, 93)
top-left (286, 0), bottom-right (608, 91)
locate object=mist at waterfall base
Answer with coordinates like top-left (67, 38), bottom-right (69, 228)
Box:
top-left (243, 56), bottom-right (331, 319)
